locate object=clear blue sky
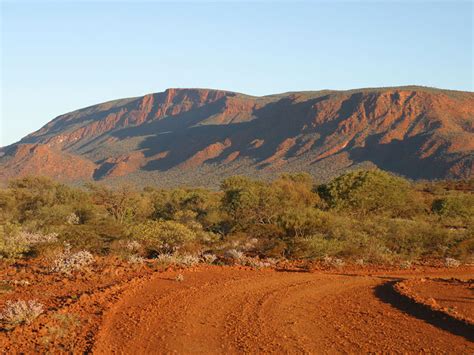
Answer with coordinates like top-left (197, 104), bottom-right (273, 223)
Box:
top-left (1, 1), bottom-right (472, 147)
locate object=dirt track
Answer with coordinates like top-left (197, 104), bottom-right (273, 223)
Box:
top-left (93, 267), bottom-right (474, 354)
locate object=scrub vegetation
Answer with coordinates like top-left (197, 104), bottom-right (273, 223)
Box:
top-left (0, 170), bottom-right (472, 266)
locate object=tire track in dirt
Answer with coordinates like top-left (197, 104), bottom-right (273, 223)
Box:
top-left (93, 267), bottom-right (474, 354)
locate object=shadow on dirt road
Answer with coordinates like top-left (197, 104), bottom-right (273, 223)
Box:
top-left (374, 281), bottom-right (474, 342)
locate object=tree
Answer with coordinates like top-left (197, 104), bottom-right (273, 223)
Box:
top-left (272, 173), bottom-right (321, 210)
top-left (87, 184), bottom-right (149, 224)
top-left (221, 176), bottom-right (280, 229)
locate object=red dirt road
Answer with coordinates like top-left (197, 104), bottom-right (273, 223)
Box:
top-left (93, 267), bottom-right (474, 354)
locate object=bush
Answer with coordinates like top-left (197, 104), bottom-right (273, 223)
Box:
top-left (0, 229), bottom-right (59, 260)
top-left (444, 257), bottom-right (461, 268)
top-left (0, 233), bottom-right (29, 260)
top-left (278, 208), bottom-right (326, 238)
top-left (317, 170), bottom-right (422, 217)
top-left (221, 174), bottom-right (319, 233)
top-left (239, 256), bottom-right (276, 269)
top-left (201, 253), bottom-right (217, 264)
top-left (432, 194), bottom-right (474, 219)
top-left (221, 176), bottom-right (272, 229)
top-left (155, 253), bottom-right (200, 267)
top-left (1, 171), bottom-right (472, 265)
top-left (66, 212), bottom-right (80, 225)
top-left (453, 236), bottom-right (474, 262)
top-left (8, 177), bottom-right (90, 224)
top-left (0, 300), bottom-right (44, 329)
top-left (323, 256), bottom-right (345, 268)
top-left (129, 220), bottom-right (196, 256)
top-left (150, 188), bottom-right (222, 230)
top-left (224, 249), bottom-right (244, 260)
top-left (176, 254), bottom-right (200, 266)
top-left (292, 235), bottom-right (346, 259)
top-left (382, 219), bottom-right (456, 259)
top-left (51, 244), bottom-right (94, 274)
top-left (125, 240), bottom-right (142, 253)
top-left (60, 220), bottom-right (127, 255)
top-left (128, 255), bottom-right (145, 264)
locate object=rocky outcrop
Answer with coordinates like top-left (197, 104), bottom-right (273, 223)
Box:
top-left (0, 144), bottom-right (96, 181)
top-left (179, 139), bottom-right (232, 169)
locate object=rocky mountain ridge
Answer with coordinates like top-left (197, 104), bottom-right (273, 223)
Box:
top-left (1, 86), bottom-right (473, 186)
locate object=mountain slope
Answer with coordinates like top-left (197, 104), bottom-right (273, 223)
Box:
top-left (1, 87), bottom-right (473, 186)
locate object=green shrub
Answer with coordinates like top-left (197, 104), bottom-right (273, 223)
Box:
top-left (0, 225), bottom-right (28, 260)
top-left (221, 174), bottom-right (319, 233)
top-left (51, 244), bottom-right (95, 274)
top-left (432, 193), bottom-right (474, 219)
top-left (290, 235), bottom-right (345, 259)
top-left (0, 300), bottom-right (44, 329)
top-left (60, 220), bottom-right (127, 255)
top-left (317, 170), bottom-right (423, 217)
top-left (1, 171), bottom-right (471, 264)
top-left (0, 226), bottom-right (59, 260)
top-left (87, 184), bottom-right (151, 224)
top-left (129, 220), bottom-right (197, 256)
top-left (278, 208), bottom-right (326, 238)
top-left (382, 219), bottom-right (457, 259)
top-left (8, 177), bottom-right (90, 223)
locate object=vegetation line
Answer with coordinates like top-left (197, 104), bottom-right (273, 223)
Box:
top-left (0, 169), bottom-right (472, 266)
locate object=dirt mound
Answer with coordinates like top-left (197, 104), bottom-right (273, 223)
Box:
top-left (395, 278), bottom-right (474, 326)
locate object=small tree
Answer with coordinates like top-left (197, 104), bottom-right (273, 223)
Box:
top-left (129, 220), bottom-right (196, 255)
top-left (278, 208), bottom-right (325, 238)
top-left (87, 184), bottom-right (147, 224)
top-left (221, 176), bottom-right (269, 228)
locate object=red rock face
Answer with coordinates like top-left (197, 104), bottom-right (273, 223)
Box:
top-left (101, 151), bottom-right (147, 178)
top-left (1, 87), bottom-right (472, 184)
top-left (0, 144), bottom-right (96, 181)
top-left (260, 138), bottom-right (297, 168)
top-left (179, 139), bottom-right (232, 169)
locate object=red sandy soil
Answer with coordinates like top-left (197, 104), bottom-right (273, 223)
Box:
top-left (1, 261), bottom-right (473, 353)
top-left (0, 258), bottom-right (156, 352)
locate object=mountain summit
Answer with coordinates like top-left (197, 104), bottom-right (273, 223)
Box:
top-left (1, 86), bottom-right (473, 186)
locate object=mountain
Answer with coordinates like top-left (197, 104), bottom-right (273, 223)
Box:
top-left (1, 86), bottom-right (473, 187)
